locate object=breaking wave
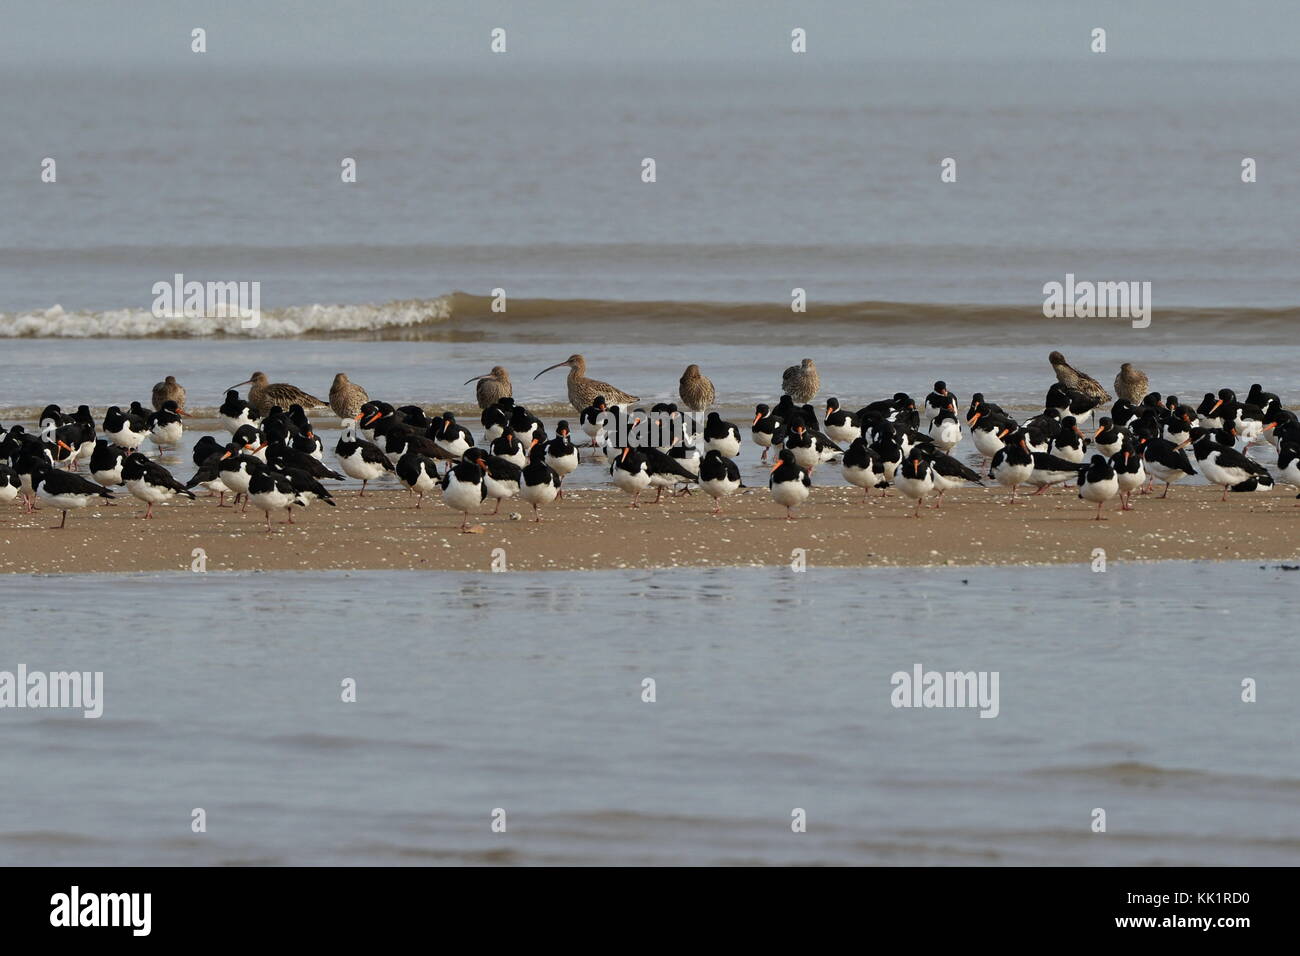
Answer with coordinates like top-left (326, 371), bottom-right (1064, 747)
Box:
top-left (1, 293), bottom-right (1295, 338)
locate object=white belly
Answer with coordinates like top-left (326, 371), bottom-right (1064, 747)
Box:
top-left (770, 478), bottom-right (809, 508)
top-left (612, 467), bottom-right (651, 495)
top-left (151, 422), bottom-right (184, 446)
top-left (520, 480), bottom-right (558, 507)
top-left (249, 489), bottom-right (294, 512)
top-left (126, 477), bottom-right (173, 503)
top-left (442, 477), bottom-right (483, 513)
top-left (1080, 476), bottom-right (1118, 502)
top-left (894, 473), bottom-right (934, 501)
top-left (972, 430), bottom-right (1005, 457)
top-left (39, 491), bottom-right (91, 510)
top-left (339, 454), bottom-right (388, 482)
top-left (701, 476), bottom-right (740, 499)
top-left (546, 451), bottom-right (578, 475)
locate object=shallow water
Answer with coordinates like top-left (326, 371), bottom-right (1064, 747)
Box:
top-left (0, 561), bottom-right (1296, 865)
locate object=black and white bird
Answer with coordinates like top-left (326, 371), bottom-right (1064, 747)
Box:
top-left (823, 398), bottom-right (859, 445)
top-left (750, 404), bottom-right (786, 462)
top-left (1077, 454), bottom-right (1119, 520)
top-left (103, 405), bottom-right (149, 452)
top-left (701, 412), bottom-right (742, 459)
top-left (988, 431), bottom-right (1034, 501)
top-left (1110, 446), bottom-right (1146, 511)
top-left (247, 468), bottom-right (306, 532)
top-left (768, 448), bottom-right (811, 519)
top-left (488, 429), bottom-right (528, 469)
top-left (0, 462), bottom-right (19, 508)
top-left (431, 412), bottom-right (474, 460)
top-left (699, 449), bottom-right (742, 514)
top-left (185, 438), bottom-right (239, 506)
top-left (1026, 451), bottom-right (1083, 495)
top-left (1140, 435), bottom-right (1195, 498)
top-left (1276, 443), bottom-right (1300, 502)
top-left (30, 461), bottom-right (115, 528)
top-left (520, 441), bottom-right (561, 521)
top-left (216, 447), bottom-right (264, 511)
top-left (930, 409), bottom-right (963, 453)
top-left (395, 448), bottom-right (440, 507)
top-left (893, 451), bottom-right (935, 517)
top-left (923, 381), bottom-right (958, 424)
top-left (1186, 428), bottom-right (1274, 500)
top-left (925, 449), bottom-right (983, 507)
top-left (88, 440), bottom-right (126, 492)
top-left (841, 437), bottom-right (889, 498)
top-left (146, 400), bottom-right (187, 455)
top-left (121, 453), bottom-right (196, 518)
top-left (335, 422), bottom-right (395, 496)
top-left (441, 457), bottom-right (488, 530)
top-left (218, 389), bottom-right (260, 433)
top-left (469, 449), bottom-right (522, 514)
top-left (610, 446), bottom-right (654, 508)
top-left (543, 423), bottom-right (579, 482)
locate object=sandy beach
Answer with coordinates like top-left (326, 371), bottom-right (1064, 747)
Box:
top-left (4, 484), bottom-right (1296, 574)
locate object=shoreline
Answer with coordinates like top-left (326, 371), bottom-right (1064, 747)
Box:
top-left (3, 486), bottom-right (1297, 575)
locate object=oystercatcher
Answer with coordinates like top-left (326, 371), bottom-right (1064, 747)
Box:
top-left (1077, 454), bottom-right (1119, 519)
top-left (768, 448), bottom-right (811, 519)
top-left (122, 452), bottom-right (196, 518)
top-left (30, 461), bottom-right (115, 527)
top-left (699, 449), bottom-right (742, 514)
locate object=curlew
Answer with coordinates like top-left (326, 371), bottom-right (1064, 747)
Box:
top-left (329, 372), bottom-right (370, 420)
top-left (151, 375), bottom-right (187, 411)
top-left (1113, 362), bottom-right (1150, 404)
top-left (678, 364), bottom-right (715, 413)
top-left (464, 366), bottom-right (513, 409)
top-left (1048, 351), bottom-right (1111, 403)
top-left (227, 371), bottom-right (328, 417)
top-left (781, 358), bottom-right (820, 404)
top-left (534, 354), bottom-right (638, 413)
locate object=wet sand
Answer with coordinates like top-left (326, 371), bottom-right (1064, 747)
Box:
top-left (3, 484), bottom-right (1298, 574)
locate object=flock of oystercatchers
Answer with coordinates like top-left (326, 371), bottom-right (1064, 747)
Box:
top-left (0, 352), bottom-right (1296, 531)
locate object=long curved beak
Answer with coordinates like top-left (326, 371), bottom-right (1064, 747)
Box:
top-left (533, 362), bottom-right (568, 381)
top-left (225, 380), bottom-right (253, 392)
top-left (463, 374), bottom-right (492, 386)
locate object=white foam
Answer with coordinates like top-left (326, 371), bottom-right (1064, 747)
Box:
top-left (0, 297), bottom-right (453, 338)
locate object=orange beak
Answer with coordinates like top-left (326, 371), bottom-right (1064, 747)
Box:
top-left (753, 412), bottom-right (762, 425)
top-left (1093, 427), bottom-right (1104, 438)
top-left (769, 460), bottom-right (783, 473)
top-left (363, 411), bottom-right (381, 426)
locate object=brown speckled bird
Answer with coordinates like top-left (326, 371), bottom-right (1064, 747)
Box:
top-left (329, 372), bottom-right (370, 419)
top-left (151, 375), bottom-right (186, 411)
top-left (781, 358), bottom-right (820, 404)
top-left (534, 354), bottom-right (638, 412)
top-left (228, 371), bottom-right (328, 417)
top-left (1049, 351), bottom-right (1111, 403)
top-left (463, 366), bottom-right (513, 409)
top-left (678, 364), bottom-right (715, 412)
top-left (1113, 363), bottom-right (1150, 404)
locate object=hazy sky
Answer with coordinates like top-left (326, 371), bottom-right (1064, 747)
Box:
top-left (4, 0), bottom-right (1297, 67)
